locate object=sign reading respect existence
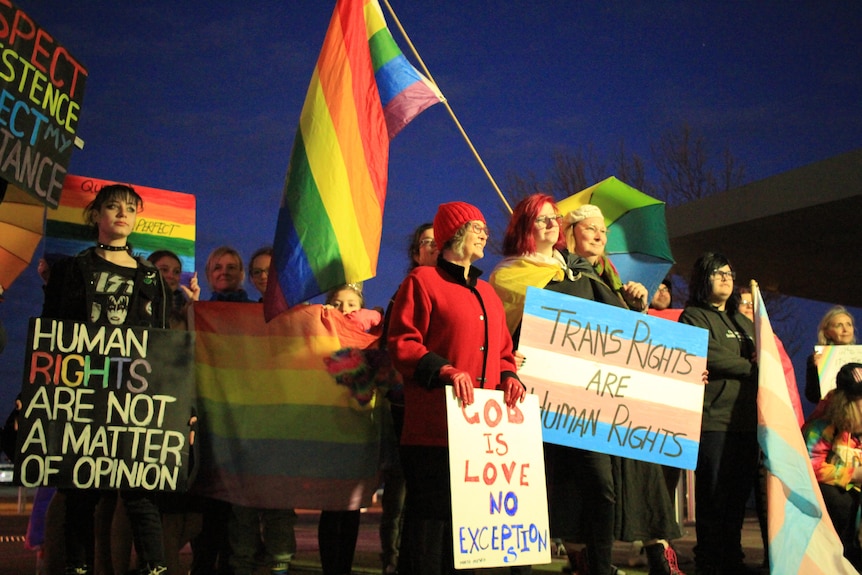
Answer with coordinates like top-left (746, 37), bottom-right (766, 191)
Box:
top-left (518, 287), bottom-right (708, 469)
top-left (14, 318), bottom-right (195, 491)
top-left (813, 344), bottom-right (862, 398)
top-left (447, 388), bottom-right (550, 569)
top-left (0, 2), bottom-right (87, 207)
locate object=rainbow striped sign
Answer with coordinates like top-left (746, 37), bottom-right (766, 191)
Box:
top-left (192, 301), bottom-right (382, 509)
top-left (44, 174), bottom-right (196, 282)
top-left (518, 287), bottom-right (707, 469)
top-left (812, 344), bottom-right (862, 399)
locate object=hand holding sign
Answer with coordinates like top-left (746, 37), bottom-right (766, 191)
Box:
top-left (441, 365), bottom-right (475, 406)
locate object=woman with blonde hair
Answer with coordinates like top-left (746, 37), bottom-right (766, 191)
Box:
top-left (805, 306), bottom-right (857, 403)
top-left (491, 196), bottom-right (683, 575)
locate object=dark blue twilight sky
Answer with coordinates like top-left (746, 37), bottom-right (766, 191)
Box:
top-left (1, 2), bottom-right (860, 414)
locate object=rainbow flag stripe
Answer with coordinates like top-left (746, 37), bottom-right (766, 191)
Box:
top-left (192, 302), bottom-right (383, 509)
top-left (264, 0), bottom-right (441, 319)
top-left (44, 174), bottom-right (196, 281)
top-left (365, 0), bottom-right (443, 138)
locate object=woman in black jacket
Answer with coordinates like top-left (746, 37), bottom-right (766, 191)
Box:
top-left (42, 184), bottom-right (170, 575)
top-left (678, 252), bottom-right (758, 575)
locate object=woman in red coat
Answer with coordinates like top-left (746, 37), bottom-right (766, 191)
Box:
top-left (387, 201), bottom-right (526, 575)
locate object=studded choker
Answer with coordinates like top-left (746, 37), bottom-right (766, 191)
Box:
top-left (96, 243), bottom-right (131, 252)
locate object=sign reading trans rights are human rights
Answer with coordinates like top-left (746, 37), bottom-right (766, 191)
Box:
top-left (518, 287), bottom-right (708, 469)
top-left (15, 318), bottom-right (195, 490)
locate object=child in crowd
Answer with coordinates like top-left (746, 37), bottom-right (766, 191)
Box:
top-left (326, 283), bottom-right (383, 334)
top-left (804, 362), bottom-right (862, 569)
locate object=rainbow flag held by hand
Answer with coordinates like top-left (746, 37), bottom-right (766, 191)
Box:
top-left (753, 284), bottom-right (858, 574)
top-left (264, 0), bottom-right (442, 320)
top-left (192, 301), bottom-right (383, 509)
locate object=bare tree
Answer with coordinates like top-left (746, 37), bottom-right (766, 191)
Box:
top-left (651, 123), bottom-right (746, 206)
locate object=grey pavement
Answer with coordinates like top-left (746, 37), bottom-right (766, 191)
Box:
top-left (0, 487), bottom-right (766, 575)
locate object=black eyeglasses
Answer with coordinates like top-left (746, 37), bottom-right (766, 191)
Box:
top-left (710, 270), bottom-right (735, 280)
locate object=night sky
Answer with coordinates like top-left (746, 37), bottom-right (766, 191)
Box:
top-left (1, 1), bottom-right (860, 415)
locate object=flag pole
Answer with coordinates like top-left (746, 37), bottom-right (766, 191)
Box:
top-left (381, 0), bottom-right (513, 214)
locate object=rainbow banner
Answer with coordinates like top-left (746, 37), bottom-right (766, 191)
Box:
top-left (753, 284), bottom-right (858, 574)
top-left (192, 301), bottom-right (383, 509)
top-left (44, 174), bottom-right (196, 283)
top-left (812, 344), bottom-right (862, 400)
top-left (517, 287), bottom-right (707, 469)
top-left (264, 0), bottom-right (443, 320)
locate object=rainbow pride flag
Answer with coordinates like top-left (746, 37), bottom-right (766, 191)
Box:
top-left (192, 301), bottom-right (383, 509)
top-left (44, 174), bottom-right (196, 282)
top-left (753, 284), bottom-right (858, 573)
top-left (264, 0), bottom-right (442, 320)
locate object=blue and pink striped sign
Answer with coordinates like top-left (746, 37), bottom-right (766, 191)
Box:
top-left (517, 287), bottom-right (708, 469)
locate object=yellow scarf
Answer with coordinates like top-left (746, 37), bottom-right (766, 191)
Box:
top-left (489, 252), bottom-right (566, 335)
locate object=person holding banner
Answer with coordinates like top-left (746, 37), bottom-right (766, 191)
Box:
top-left (678, 252), bottom-right (758, 575)
top-left (490, 196), bottom-right (684, 575)
top-left (387, 201), bottom-right (526, 575)
top-left (211, 245), bottom-right (298, 575)
top-left (41, 184), bottom-right (171, 575)
top-left (804, 306), bottom-right (857, 404)
top-left (803, 362), bottom-right (862, 569)
top-left (147, 249), bottom-right (200, 330)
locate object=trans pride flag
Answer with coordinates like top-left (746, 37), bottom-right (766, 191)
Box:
top-left (753, 284), bottom-right (858, 573)
top-left (264, 0), bottom-right (443, 320)
top-left (192, 302), bottom-right (383, 509)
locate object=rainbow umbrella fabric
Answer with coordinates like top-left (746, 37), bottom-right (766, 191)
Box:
top-left (557, 176), bottom-right (674, 297)
top-left (0, 183), bottom-right (45, 294)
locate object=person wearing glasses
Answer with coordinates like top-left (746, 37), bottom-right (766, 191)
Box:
top-left (387, 201), bottom-right (525, 575)
top-left (377, 222), bottom-right (438, 575)
top-left (491, 197), bottom-right (684, 575)
top-left (678, 252), bottom-right (758, 575)
top-left (248, 246), bottom-right (273, 302)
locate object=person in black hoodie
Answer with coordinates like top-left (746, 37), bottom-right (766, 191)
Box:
top-left (678, 252), bottom-right (758, 575)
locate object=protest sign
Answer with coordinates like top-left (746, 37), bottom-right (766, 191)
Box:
top-left (15, 318), bottom-right (195, 490)
top-left (518, 287), bottom-right (708, 469)
top-left (447, 388), bottom-right (550, 569)
top-left (45, 174), bottom-right (196, 284)
top-left (0, 2), bottom-right (87, 206)
top-left (813, 344), bottom-right (862, 398)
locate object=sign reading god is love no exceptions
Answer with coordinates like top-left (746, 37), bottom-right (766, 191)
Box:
top-left (446, 388), bottom-right (550, 569)
top-left (15, 318), bottom-right (195, 491)
top-left (518, 287), bottom-right (708, 469)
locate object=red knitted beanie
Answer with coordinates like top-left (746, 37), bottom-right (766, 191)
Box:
top-left (433, 202), bottom-right (485, 248)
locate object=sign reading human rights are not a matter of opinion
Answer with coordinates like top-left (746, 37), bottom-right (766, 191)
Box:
top-left (518, 287), bottom-right (708, 469)
top-left (15, 318), bottom-right (195, 491)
